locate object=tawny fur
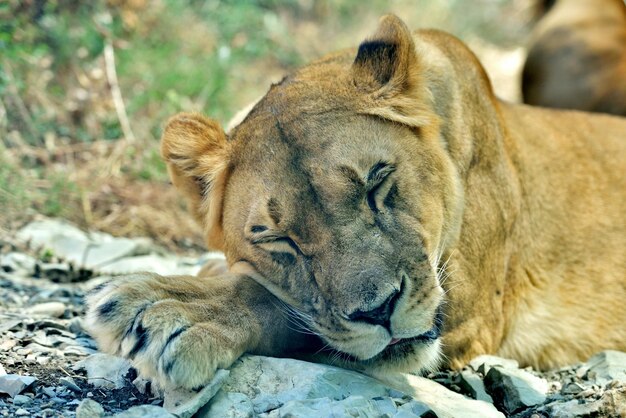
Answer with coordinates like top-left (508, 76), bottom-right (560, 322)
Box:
top-left (523, 0), bottom-right (626, 115)
top-left (86, 15), bottom-right (626, 390)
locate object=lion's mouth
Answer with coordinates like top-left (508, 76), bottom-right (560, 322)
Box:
top-left (386, 305), bottom-right (444, 348)
top-left (321, 304), bottom-right (445, 364)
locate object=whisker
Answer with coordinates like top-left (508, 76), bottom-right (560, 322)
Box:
top-left (441, 283), bottom-right (462, 297)
top-left (271, 299), bottom-right (323, 338)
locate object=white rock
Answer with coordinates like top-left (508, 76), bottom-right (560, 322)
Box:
top-left (27, 302), bottom-right (66, 318)
top-left (82, 239), bottom-right (142, 267)
top-left (16, 218), bottom-right (157, 270)
top-left (468, 355), bottom-right (519, 375)
top-left (561, 381), bottom-right (585, 395)
top-left (0, 252), bottom-right (36, 276)
top-left (586, 350), bottom-right (626, 384)
top-left (548, 389), bottom-right (626, 418)
top-left (12, 394), bottom-right (31, 405)
top-left (198, 355), bottom-right (493, 418)
top-left (75, 353), bottom-right (131, 389)
top-left (0, 319), bottom-right (23, 334)
top-left (484, 366), bottom-right (548, 414)
top-left (132, 377), bottom-right (151, 395)
top-left (264, 395), bottom-right (397, 417)
top-left (17, 219), bottom-right (89, 251)
top-left (60, 376), bottom-right (82, 392)
top-left (112, 405), bottom-right (175, 418)
top-left (0, 339), bottom-right (17, 351)
top-left (203, 356), bottom-right (396, 416)
top-left (384, 373), bottom-right (504, 418)
top-left (99, 254), bottom-right (201, 276)
top-left (0, 375), bottom-right (37, 397)
top-left (17, 218), bottom-right (217, 276)
top-left (458, 370), bottom-right (493, 403)
top-left (202, 392), bottom-right (254, 418)
top-left (42, 387), bottom-right (55, 397)
top-left (76, 398), bottom-right (105, 418)
top-left (164, 369), bottom-right (229, 418)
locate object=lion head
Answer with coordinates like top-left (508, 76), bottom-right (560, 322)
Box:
top-left (161, 15), bottom-right (469, 374)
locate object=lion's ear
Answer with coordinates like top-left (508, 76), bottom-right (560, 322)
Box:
top-left (352, 15), bottom-right (434, 128)
top-left (352, 14), bottom-right (417, 93)
top-left (160, 113), bottom-right (230, 250)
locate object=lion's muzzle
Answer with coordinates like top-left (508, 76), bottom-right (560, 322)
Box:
top-left (346, 287), bottom-right (401, 328)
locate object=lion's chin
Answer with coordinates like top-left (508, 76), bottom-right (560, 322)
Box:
top-left (363, 338), bottom-right (443, 377)
top-left (322, 331), bottom-right (442, 377)
top-left (319, 305), bottom-right (445, 372)
top-left (354, 305), bottom-right (444, 373)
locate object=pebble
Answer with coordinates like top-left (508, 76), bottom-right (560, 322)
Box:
top-left (36, 357), bottom-right (50, 365)
top-left (586, 350), bottom-right (626, 384)
top-left (132, 377), bottom-right (150, 395)
top-left (33, 319), bottom-right (68, 331)
top-left (41, 387), bottom-right (56, 398)
top-left (59, 376), bottom-right (82, 393)
top-left (0, 340), bottom-right (17, 351)
top-left (75, 353), bottom-right (131, 389)
top-left (3, 218), bottom-right (626, 418)
top-left (76, 399), bottom-right (105, 418)
top-left (575, 365), bottom-right (589, 379)
top-left (575, 388), bottom-right (597, 398)
top-left (12, 395), bottom-right (31, 405)
top-left (484, 366), bottom-right (548, 414)
top-left (0, 319), bottom-right (23, 333)
top-left (469, 355), bottom-right (519, 375)
top-left (458, 370), bottom-right (493, 403)
top-left (0, 375), bottom-right (37, 397)
top-left (0, 253), bottom-right (36, 276)
top-left (27, 302), bottom-right (66, 318)
top-left (561, 381), bottom-right (585, 395)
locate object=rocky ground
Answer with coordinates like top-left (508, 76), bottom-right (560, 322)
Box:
top-left (1, 218), bottom-right (625, 417)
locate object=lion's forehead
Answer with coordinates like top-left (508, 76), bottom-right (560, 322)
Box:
top-left (232, 106), bottom-right (404, 171)
top-left (228, 108), bottom-right (413, 237)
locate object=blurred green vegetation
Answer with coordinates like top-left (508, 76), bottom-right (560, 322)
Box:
top-left (0, 0), bottom-right (533, 243)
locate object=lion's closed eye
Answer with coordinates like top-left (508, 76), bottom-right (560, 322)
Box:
top-left (256, 236), bottom-right (300, 256)
top-left (366, 163), bottom-right (396, 213)
top-left (248, 228), bottom-right (303, 261)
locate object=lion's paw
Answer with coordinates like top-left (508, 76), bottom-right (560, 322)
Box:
top-left (84, 273), bottom-right (239, 389)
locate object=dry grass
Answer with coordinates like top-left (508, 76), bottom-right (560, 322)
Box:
top-left (0, 0), bottom-right (538, 250)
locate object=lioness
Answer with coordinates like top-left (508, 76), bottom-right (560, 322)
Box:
top-left (522, 0), bottom-right (626, 115)
top-left (85, 15), bottom-right (626, 390)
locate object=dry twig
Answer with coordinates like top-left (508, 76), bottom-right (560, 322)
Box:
top-left (59, 365), bottom-right (117, 385)
top-left (103, 40), bottom-right (136, 145)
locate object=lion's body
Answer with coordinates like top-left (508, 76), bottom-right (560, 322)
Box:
top-left (448, 102), bottom-right (626, 368)
top-left (86, 16), bottom-right (626, 390)
top-left (523, 0), bottom-right (626, 115)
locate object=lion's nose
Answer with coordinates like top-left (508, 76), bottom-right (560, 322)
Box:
top-left (347, 289), bottom-right (400, 327)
